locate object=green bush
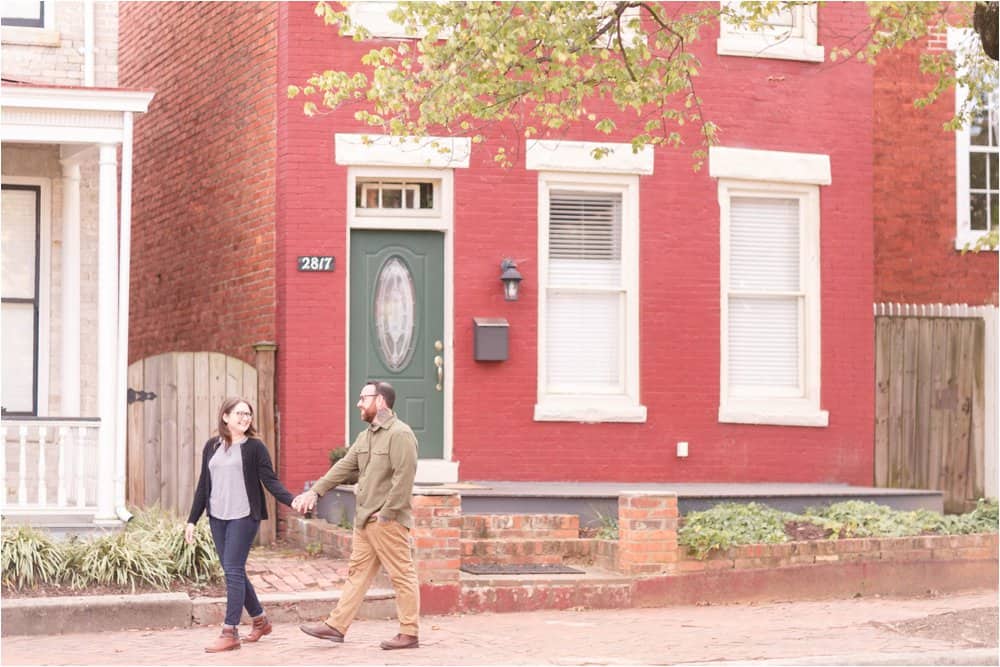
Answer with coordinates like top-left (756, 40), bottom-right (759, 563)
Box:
top-left (679, 502), bottom-right (793, 559)
top-left (1, 524), bottom-right (66, 589)
top-left (679, 498), bottom-right (999, 560)
top-left (2, 506), bottom-right (222, 593)
top-left (73, 530), bottom-right (172, 591)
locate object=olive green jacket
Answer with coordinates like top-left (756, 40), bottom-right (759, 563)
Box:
top-left (311, 414), bottom-right (419, 529)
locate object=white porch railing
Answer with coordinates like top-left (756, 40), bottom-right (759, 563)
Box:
top-left (1, 418), bottom-right (100, 513)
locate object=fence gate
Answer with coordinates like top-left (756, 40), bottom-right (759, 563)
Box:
top-left (126, 351), bottom-right (277, 543)
top-left (875, 316), bottom-right (985, 513)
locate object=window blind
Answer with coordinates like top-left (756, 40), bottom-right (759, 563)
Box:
top-left (728, 196), bottom-right (801, 392)
top-left (546, 191), bottom-right (624, 389)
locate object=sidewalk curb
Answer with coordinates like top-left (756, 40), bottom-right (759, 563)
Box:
top-left (1, 593), bottom-right (191, 636)
top-left (1, 589), bottom-right (397, 637)
top-left (674, 647), bottom-right (999, 666)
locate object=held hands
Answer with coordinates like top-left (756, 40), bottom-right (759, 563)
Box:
top-left (184, 523), bottom-right (196, 545)
top-left (292, 490), bottom-right (318, 514)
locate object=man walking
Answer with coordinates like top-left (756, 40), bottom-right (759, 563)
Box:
top-left (292, 380), bottom-right (420, 650)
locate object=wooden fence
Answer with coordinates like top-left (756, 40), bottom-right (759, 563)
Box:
top-left (126, 345), bottom-right (278, 543)
top-left (874, 303), bottom-right (996, 513)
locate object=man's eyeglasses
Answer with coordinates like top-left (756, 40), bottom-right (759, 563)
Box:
top-left (232, 411), bottom-right (252, 418)
top-left (358, 394), bottom-right (378, 402)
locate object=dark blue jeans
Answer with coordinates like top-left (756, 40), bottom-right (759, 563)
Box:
top-left (209, 515), bottom-right (262, 626)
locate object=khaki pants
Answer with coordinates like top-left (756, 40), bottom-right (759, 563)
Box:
top-left (327, 518), bottom-right (420, 637)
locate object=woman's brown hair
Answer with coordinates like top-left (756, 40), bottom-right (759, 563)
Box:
top-left (217, 396), bottom-right (256, 449)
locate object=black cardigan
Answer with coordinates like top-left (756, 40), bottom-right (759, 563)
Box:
top-left (187, 436), bottom-right (295, 524)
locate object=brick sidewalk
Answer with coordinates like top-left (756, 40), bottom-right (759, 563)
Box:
top-left (244, 548), bottom-right (350, 595)
top-left (2, 590), bottom-right (995, 665)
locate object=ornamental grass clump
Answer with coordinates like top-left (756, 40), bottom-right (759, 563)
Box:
top-left (678, 502), bottom-right (793, 559)
top-left (1, 524), bottom-right (66, 589)
top-left (161, 519), bottom-right (220, 583)
top-left (72, 529), bottom-right (171, 591)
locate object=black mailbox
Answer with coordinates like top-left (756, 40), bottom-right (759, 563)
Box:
top-left (473, 317), bottom-right (509, 361)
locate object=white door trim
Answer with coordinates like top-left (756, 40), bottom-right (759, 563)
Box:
top-left (343, 166), bottom-right (457, 483)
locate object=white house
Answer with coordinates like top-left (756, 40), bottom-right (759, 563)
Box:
top-left (1, 1), bottom-right (153, 528)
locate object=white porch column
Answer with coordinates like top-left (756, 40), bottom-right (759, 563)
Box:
top-left (60, 160), bottom-right (82, 417)
top-left (95, 144), bottom-right (118, 523)
top-left (115, 113), bottom-right (135, 519)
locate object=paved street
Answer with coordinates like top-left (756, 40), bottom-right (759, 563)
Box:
top-left (3, 589), bottom-right (996, 666)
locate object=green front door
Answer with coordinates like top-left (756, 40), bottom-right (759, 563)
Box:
top-left (349, 230), bottom-right (445, 459)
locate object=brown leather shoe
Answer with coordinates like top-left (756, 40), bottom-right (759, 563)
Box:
top-left (380, 633), bottom-right (419, 650)
top-left (243, 614), bottom-right (272, 643)
top-left (205, 626), bottom-right (240, 653)
top-left (299, 621), bottom-right (345, 643)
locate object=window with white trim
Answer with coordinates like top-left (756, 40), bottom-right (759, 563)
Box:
top-left (951, 28), bottom-right (999, 250)
top-left (1, 0), bottom-right (57, 46)
top-left (711, 146), bottom-right (829, 427)
top-left (719, 184), bottom-right (826, 426)
top-left (535, 172), bottom-right (644, 423)
top-left (1, 183), bottom-right (41, 416)
top-left (347, 1), bottom-right (423, 39)
top-left (717, 1), bottom-right (823, 62)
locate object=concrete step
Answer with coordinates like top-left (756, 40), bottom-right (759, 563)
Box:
top-left (461, 537), bottom-right (598, 565)
top-left (461, 513), bottom-right (580, 539)
top-left (459, 567), bottom-right (633, 612)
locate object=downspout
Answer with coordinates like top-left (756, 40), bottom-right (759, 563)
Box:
top-left (115, 111), bottom-right (134, 523)
top-left (83, 0), bottom-right (95, 86)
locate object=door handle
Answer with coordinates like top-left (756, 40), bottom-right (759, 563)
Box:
top-left (434, 340), bottom-right (444, 391)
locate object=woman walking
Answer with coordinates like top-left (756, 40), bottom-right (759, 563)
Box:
top-left (185, 397), bottom-right (295, 652)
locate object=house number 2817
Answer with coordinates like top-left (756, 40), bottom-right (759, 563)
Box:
top-left (297, 256), bottom-right (335, 271)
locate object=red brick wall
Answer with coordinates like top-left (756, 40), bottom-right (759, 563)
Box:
top-left (873, 35), bottom-right (999, 306)
top-left (277, 2), bottom-right (876, 491)
top-left (119, 2), bottom-right (278, 365)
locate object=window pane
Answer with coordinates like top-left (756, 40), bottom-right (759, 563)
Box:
top-left (971, 152), bottom-right (987, 190)
top-left (729, 197), bottom-right (800, 292)
top-left (991, 194), bottom-right (999, 230)
top-left (2, 187), bottom-right (38, 299)
top-left (2, 302), bottom-right (36, 414)
top-left (970, 104), bottom-right (990, 147)
top-left (419, 182), bottom-right (434, 209)
top-left (381, 186), bottom-right (402, 208)
top-left (728, 296), bottom-right (799, 391)
top-left (547, 291), bottom-right (621, 388)
top-left (971, 193), bottom-right (989, 230)
top-left (1, 1), bottom-right (43, 27)
top-left (990, 153), bottom-right (998, 190)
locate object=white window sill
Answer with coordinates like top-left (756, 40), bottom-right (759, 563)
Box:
top-left (954, 231), bottom-right (998, 252)
top-left (719, 405), bottom-right (829, 427)
top-left (717, 36), bottom-right (824, 63)
top-left (2, 26), bottom-right (60, 47)
top-left (534, 398), bottom-right (647, 423)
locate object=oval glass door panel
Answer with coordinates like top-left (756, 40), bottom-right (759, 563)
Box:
top-left (374, 256), bottom-right (417, 371)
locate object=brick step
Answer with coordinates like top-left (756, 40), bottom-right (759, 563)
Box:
top-left (461, 537), bottom-right (598, 566)
top-left (461, 514), bottom-right (580, 539)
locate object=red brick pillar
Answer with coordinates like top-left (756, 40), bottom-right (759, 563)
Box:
top-left (617, 492), bottom-right (679, 576)
top-left (412, 488), bottom-right (462, 614)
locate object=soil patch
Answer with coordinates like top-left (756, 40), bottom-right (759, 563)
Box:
top-left (873, 607), bottom-right (999, 647)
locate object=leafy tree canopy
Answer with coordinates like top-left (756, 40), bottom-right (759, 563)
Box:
top-left (289, 1), bottom-right (997, 168)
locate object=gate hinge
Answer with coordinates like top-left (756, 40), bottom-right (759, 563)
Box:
top-left (127, 388), bottom-right (158, 404)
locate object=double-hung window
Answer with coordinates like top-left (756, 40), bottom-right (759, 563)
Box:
top-left (2, 183), bottom-right (43, 416)
top-left (533, 176), bottom-right (645, 422)
top-left (711, 147), bottom-right (830, 427)
top-left (950, 28), bottom-right (999, 250)
top-left (716, 0), bottom-right (823, 62)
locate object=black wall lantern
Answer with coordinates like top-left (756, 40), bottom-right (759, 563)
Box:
top-left (499, 258), bottom-right (523, 301)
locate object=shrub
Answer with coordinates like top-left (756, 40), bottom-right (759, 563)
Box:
top-left (679, 502), bottom-right (792, 559)
top-left (73, 530), bottom-right (172, 591)
top-left (803, 501), bottom-right (948, 538)
top-left (126, 507), bottom-right (220, 584)
top-left (1, 524), bottom-right (66, 589)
